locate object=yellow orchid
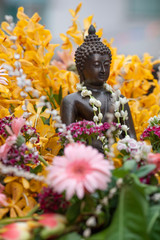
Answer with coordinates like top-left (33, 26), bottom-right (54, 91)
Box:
top-left (0, 181), bottom-right (37, 219)
top-left (111, 143), bottom-right (123, 168)
top-left (26, 102), bottom-right (50, 128)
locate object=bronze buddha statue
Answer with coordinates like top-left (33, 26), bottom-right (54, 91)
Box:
top-left (60, 25), bottom-right (137, 142)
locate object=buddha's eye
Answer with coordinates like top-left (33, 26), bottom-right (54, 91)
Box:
top-left (104, 61), bottom-right (110, 66)
top-left (94, 62), bottom-right (100, 67)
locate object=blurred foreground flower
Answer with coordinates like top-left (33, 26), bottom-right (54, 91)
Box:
top-left (0, 116), bottom-right (25, 160)
top-left (38, 187), bottom-right (69, 213)
top-left (47, 143), bottom-right (113, 200)
top-left (0, 222), bottom-right (31, 240)
top-left (148, 153), bottom-right (160, 172)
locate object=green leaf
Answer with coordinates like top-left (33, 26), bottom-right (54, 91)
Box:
top-left (112, 168), bottom-right (129, 178)
top-left (123, 160), bottom-right (137, 171)
top-left (57, 232), bottom-right (81, 240)
top-left (135, 164), bottom-right (156, 178)
top-left (112, 160), bottom-right (137, 178)
top-left (104, 182), bottom-right (149, 240)
top-left (66, 201), bottom-right (81, 223)
top-left (83, 194), bottom-right (96, 213)
top-left (30, 164), bottom-right (43, 174)
top-left (148, 205), bottom-right (160, 240)
top-left (87, 228), bottom-right (108, 240)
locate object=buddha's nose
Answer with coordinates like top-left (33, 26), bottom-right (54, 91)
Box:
top-left (100, 64), bottom-right (105, 73)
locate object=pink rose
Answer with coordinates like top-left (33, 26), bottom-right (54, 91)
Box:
top-left (147, 153), bottom-right (160, 171)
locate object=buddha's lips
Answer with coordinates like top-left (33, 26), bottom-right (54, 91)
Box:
top-left (99, 74), bottom-right (107, 80)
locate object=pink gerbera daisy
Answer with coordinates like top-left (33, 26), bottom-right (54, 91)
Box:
top-left (47, 143), bottom-right (113, 200)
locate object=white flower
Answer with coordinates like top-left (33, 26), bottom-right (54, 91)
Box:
top-left (10, 35), bottom-right (17, 42)
top-left (151, 193), bottom-right (160, 202)
top-left (109, 187), bottom-right (117, 198)
top-left (115, 89), bottom-right (121, 97)
top-left (114, 101), bottom-right (120, 111)
top-left (93, 106), bottom-right (98, 111)
top-left (25, 87), bottom-right (33, 92)
top-left (25, 79), bottom-right (32, 86)
top-left (22, 105), bottom-right (27, 111)
top-left (94, 100), bottom-right (101, 107)
top-left (83, 228), bottom-right (91, 238)
top-left (81, 89), bottom-right (92, 97)
top-left (29, 137), bottom-right (37, 144)
top-left (121, 125), bottom-right (129, 132)
top-left (20, 91), bottom-right (27, 98)
top-left (93, 116), bottom-right (98, 122)
top-left (101, 196), bottom-right (108, 206)
top-left (14, 61), bottom-right (21, 69)
top-left (116, 178), bottom-right (123, 188)
top-left (5, 15), bottom-right (13, 23)
top-left (86, 216), bottom-right (96, 227)
top-left (14, 53), bottom-right (20, 60)
top-left (104, 83), bottom-right (113, 92)
top-left (89, 98), bottom-right (96, 105)
top-left (76, 83), bottom-right (83, 91)
top-left (121, 110), bottom-right (128, 120)
top-left (32, 90), bottom-right (39, 98)
top-left (23, 112), bottom-right (31, 118)
top-left (115, 112), bottom-right (121, 118)
top-left (27, 129), bottom-right (34, 135)
top-left (40, 96), bottom-right (46, 101)
top-left (119, 97), bottom-right (128, 105)
top-left (98, 113), bottom-right (103, 120)
top-left (95, 204), bottom-right (102, 214)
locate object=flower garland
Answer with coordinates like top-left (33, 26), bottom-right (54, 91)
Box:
top-left (76, 82), bottom-right (129, 135)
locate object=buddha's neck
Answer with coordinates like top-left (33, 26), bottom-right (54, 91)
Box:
top-left (84, 83), bottom-right (104, 91)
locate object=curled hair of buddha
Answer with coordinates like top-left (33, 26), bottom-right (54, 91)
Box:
top-left (75, 25), bottom-right (112, 75)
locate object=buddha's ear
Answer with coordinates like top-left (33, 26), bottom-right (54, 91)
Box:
top-left (77, 67), bottom-right (85, 83)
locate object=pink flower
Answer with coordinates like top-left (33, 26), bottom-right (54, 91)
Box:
top-left (51, 50), bottom-right (74, 70)
top-left (11, 116), bottom-right (26, 136)
top-left (0, 223), bottom-right (30, 240)
top-left (38, 213), bottom-right (58, 228)
top-left (148, 153), bottom-right (160, 171)
top-left (47, 143), bottom-right (113, 200)
top-left (0, 117), bottom-right (25, 160)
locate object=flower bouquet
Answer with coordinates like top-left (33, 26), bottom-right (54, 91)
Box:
top-left (141, 115), bottom-right (160, 152)
top-left (0, 3), bottom-right (160, 240)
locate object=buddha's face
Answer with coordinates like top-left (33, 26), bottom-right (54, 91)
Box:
top-left (82, 53), bottom-right (110, 86)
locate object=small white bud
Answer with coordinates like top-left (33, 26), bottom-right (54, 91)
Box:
top-left (83, 228), bottom-right (91, 238)
top-left (115, 112), bottom-right (121, 118)
top-left (14, 53), bottom-right (20, 60)
top-left (86, 216), bottom-right (96, 227)
top-left (93, 115), bottom-right (98, 122)
top-left (98, 113), bottom-right (103, 120)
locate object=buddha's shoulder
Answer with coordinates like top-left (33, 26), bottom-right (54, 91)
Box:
top-left (61, 92), bottom-right (81, 103)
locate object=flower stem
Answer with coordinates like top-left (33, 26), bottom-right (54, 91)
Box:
top-left (26, 204), bottom-right (40, 217)
top-left (38, 155), bottom-right (49, 166)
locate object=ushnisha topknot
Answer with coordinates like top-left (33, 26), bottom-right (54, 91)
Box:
top-left (75, 24), bottom-right (112, 74)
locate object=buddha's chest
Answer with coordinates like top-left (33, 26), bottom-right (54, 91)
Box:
top-left (75, 92), bottom-right (115, 122)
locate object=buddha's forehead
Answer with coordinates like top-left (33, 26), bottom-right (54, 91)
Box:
top-left (86, 53), bottom-right (110, 62)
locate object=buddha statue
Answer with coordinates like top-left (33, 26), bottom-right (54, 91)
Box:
top-left (60, 25), bottom-right (137, 146)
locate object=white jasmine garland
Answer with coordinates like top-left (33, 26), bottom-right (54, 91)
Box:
top-left (93, 115), bottom-right (98, 122)
top-left (98, 112), bottom-right (103, 120)
top-left (121, 125), bottom-right (129, 132)
top-left (76, 82), bottom-right (129, 135)
top-left (93, 106), bottom-right (97, 111)
top-left (115, 112), bottom-right (121, 118)
top-left (121, 110), bottom-right (128, 120)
